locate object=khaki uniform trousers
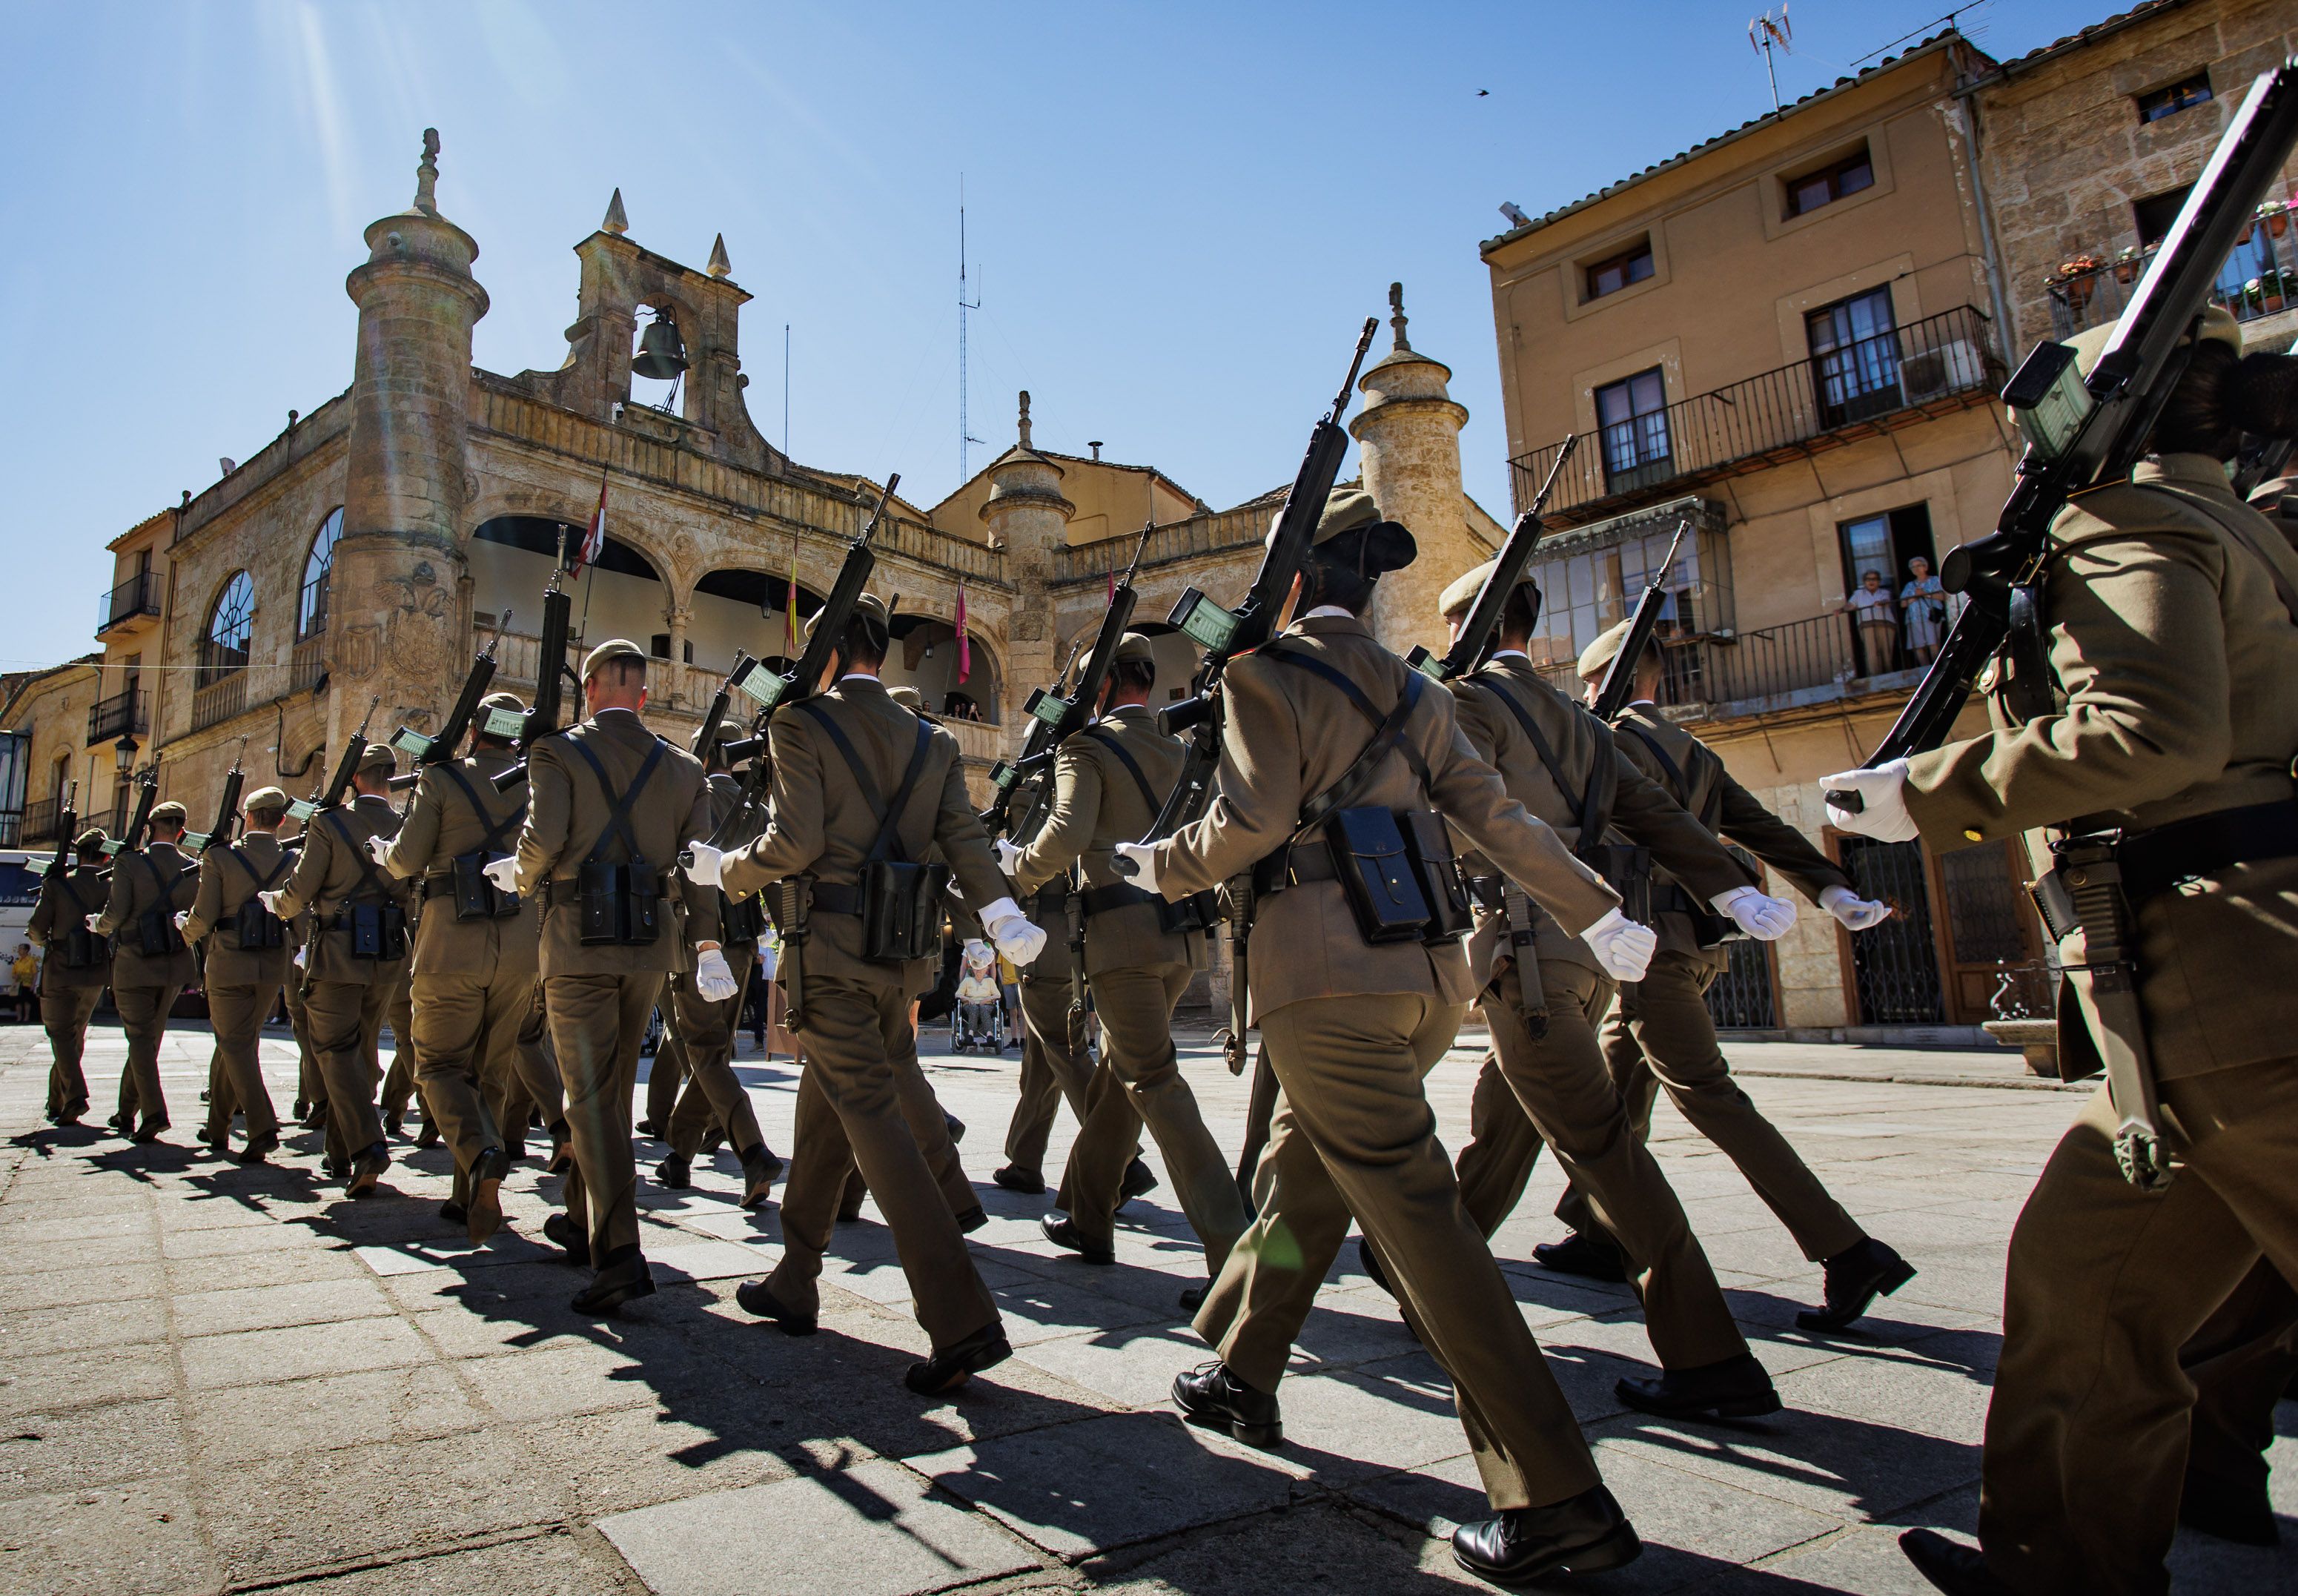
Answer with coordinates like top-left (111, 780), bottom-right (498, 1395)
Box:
top-left (666, 947), bottom-right (766, 1161)
top-left (204, 981), bottom-right (282, 1144)
top-left (1194, 991), bottom-right (1599, 1511)
top-left (42, 986), bottom-right (102, 1119)
top-left (380, 964), bottom-right (418, 1117)
top-left (1557, 950), bottom-right (1861, 1262)
top-left (768, 972), bottom-right (999, 1351)
top-left (645, 1009), bottom-right (689, 1131)
top-left (1439, 960), bottom-right (1748, 1371)
top-left (1980, 1062), bottom-right (2298, 1595)
top-left (543, 971), bottom-right (663, 1267)
top-left (284, 976), bottom-right (322, 1113)
top-left (485, 981), bottom-right (563, 1150)
top-left (306, 973), bottom-right (397, 1164)
top-left (112, 985), bottom-right (180, 1131)
top-left (1062, 961), bottom-right (1245, 1268)
top-left (2179, 1256), bottom-right (2298, 1511)
top-left (832, 1008), bottom-right (979, 1221)
top-left (411, 964), bottom-right (537, 1197)
top-left (1003, 966), bottom-right (1100, 1176)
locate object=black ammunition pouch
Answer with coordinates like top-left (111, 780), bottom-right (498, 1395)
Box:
top-left (717, 889), bottom-right (767, 947)
top-left (1325, 807), bottom-right (1432, 944)
top-left (128, 855), bottom-right (188, 958)
top-left (336, 901), bottom-right (409, 960)
top-left (1399, 808), bottom-right (1474, 944)
top-left (567, 737), bottom-right (668, 948)
top-left (798, 703), bottom-right (945, 965)
top-left (438, 766), bottom-right (526, 921)
top-left (1588, 843), bottom-right (1653, 928)
top-left (222, 846), bottom-right (291, 952)
top-left (60, 924), bottom-right (108, 970)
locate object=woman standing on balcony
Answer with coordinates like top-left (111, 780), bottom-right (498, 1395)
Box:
top-left (1842, 569), bottom-right (1898, 675)
top-left (1899, 555), bottom-right (1946, 665)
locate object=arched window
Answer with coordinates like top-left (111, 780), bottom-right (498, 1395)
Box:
top-left (201, 572), bottom-right (254, 685)
top-left (299, 508), bottom-right (342, 640)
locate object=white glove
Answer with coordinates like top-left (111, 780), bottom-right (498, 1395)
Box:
top-left (293, 945), bottom-right (308, 970)
top-left (1580, 907), bottom-right (1656, 982)
top-left (981, 898), bottom-right (1047, 966)
top-left (365, 833), bottom-right (392, 867)
top-left (173, 910), bottom-right (191, 935)
top-left (1820, 883), bottom-right (1893, 930)
top-left (1113, 841), bottom-right (1163, 896)
top-left (993, 837), bottom-right (1024, 879)
top-left (85, 912), bottom-right (105, 932)
top-left (1820, 759), bottom-right (1918, 843)
top-left (694, 945), bottom-right (738, 1002)
top-left (259, 890), bottom-right (291, 918)
top-left (481, 856), bottom-right (519, 893)
top-left (681, 841), bottom-right (723, 888)
top-left (1711, 884), bottom-right (1795, 941)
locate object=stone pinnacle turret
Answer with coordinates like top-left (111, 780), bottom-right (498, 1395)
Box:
top-left (1351, 282), bottom-right (1471, 658)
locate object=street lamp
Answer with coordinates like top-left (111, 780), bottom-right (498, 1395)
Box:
top-left (113, 732), bottom-right (139, 777)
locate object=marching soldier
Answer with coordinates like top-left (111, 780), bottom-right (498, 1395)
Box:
top-left (262, 746), bottom-right (409, 1193)
top-left (1546, 619), bottom-right (1914, 1331)
top-left (655, 723), bottom-right (782, 1208)
top-left (27, 829), bottom-right (111, 1126)
top-left (999, 632), bottom-right (1242, 1279)
top-left (1827, 313), bottom-right (2298, 1595)
top-left (179, 787), bottom-right (294, 1162)
top-left (1365, 560), bottom-right (1789, 1423)
top-left (499, 640), bottom-right (712, 1315)
top-left (683, 594), bottom-right (1044, 1395)
top-left (378, 691), bottom-right (544, 1242)
top-left (1115, 490), bottom-right (1663, 1585)
top-left (91, 799), bottom-right (200, 1142)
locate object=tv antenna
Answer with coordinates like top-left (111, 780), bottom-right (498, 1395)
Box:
top-left (958, 179), bottom-right (985, 480)
top-left (1750, 6), bottom-right (1792, 112)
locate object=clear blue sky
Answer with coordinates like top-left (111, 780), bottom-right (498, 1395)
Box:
top-left (0, 0), bottom-right (2107, 669)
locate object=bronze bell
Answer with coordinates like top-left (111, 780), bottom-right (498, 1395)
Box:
top-left (632, 315), bottom-right (689, 381)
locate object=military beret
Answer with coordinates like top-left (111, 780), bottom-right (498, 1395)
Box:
top-left (886, 684), bottom-right (925, 712)
top-left (1438, 559), bottom-right (1539, 619)
top-left (74, 827), bottom-right (107, 852)
top-left (1577, 618), bottom-right (1635, 681)
top-left (478, 690), bottom-right (526, 714)
top-left (358, 744), bottom-right (397, 774)
top-left (148, 801), bottom-right (188, 826)
top-left (803, 593), bottom-right (891, 646)
top-left (1268, 487), bottom-right (1417, 575)
top-left (580, 638), bottom-right (649, 680)
top-left (2066, 304), bottom-right (2244, 382)
top-left (243, 786), bottom-right (288, 813)
top-left (1113, 632), bottom-right (1156, 668)
top-left (710, 718), bottom-right (749, 744)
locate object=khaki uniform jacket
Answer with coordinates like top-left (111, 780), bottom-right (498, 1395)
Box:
top-left (182, 830), bottom-right (296, 988)
top-left (1610, 701), bottom-right (1850, 959)
top-left (1451, 658), bottom-right (1751, 978)
top-left (93, 841), bottom-right (200, 988)
top-left (382, 747), bottom-right (541, 979)
top-left (720, 675), bottom-right (1008, 997)
top-left (512, 707), bottom-right (710, 977)
top-left (1011, 702), bottom-right (1204, 976)
top-left (27, 865), bottom-right (113, 990)
top-left (271, 795), bottom-right (408, 987)
top-left (1149, 614), bottom-right (1617, 1016)
top-left (1905, 453), bottom-right (2298, 1080)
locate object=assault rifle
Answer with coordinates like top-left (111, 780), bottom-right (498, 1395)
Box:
top-left (42, 781), bottom-right (77, 880)
top-left (1118, 315), bottom-right (1378, 1083)
top-left (1589, 520), bottom-right (1691, 722)
top-left (1406, 434), bottom-right (1580, 684)
top-left (391, 611), bottom-right (509, 777)
top-left (1828, 61), bottom-right (2298, 805)
top-left (184, 740), bottom-right (250, 855)
top-left (491, 572), bottom-right (580, 792)
top-left (689, 653), bottom-right (761, 759)
top-left (286, 697), bottom-right (381, 824)
top-left (729, 474), bottom-right (898, 724)
top-left (103, 766), bottom-right (160, 858)
top-left (979, 636), bottom-right (1088, 840)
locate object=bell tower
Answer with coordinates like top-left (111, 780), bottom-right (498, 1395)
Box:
top-left (329, 130), bottom-right (490, 755)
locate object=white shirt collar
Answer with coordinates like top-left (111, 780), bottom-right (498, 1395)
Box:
top-left (1491, 649), bottom-right (1529, 663)
top-left (1304, 605), bottom-right (1354, 620)
top-left (839, 672), bottom-right (878, 683)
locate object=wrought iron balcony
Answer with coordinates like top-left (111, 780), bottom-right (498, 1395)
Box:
top-left (2047, 208), bottom-right (2298, 340)
top-left (96, 572), bottom-right (162, 635)
top-left (1532, 606), bottom-right (1934, 720)
top-left (19, 797), bottom-right (60, 844)
top-left (87, 689), bottom-right (148, 745)
top-left (1508, 305), bottom-right (2004, 530)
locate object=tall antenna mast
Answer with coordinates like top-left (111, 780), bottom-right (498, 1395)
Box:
top-left (1750, 6), bottom-right (1793, 112)
top-left (958, 178), bottom-right (984, 480)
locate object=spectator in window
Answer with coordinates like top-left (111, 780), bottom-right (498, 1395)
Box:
top-left (1899, 555), bottom-right (1947, 665)
top-left (1842, 569), bottom-right (1898, 675)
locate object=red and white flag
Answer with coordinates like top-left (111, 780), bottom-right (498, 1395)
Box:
top-left (954, 580), bottom-right (970, 683)
top-left (572, 470), bottom-right (608, 572)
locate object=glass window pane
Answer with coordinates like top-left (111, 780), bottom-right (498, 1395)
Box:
top-left (1838, 159), bottom-right (1873, 196)
top-left (1629, 371), bottom-right (1665, 414)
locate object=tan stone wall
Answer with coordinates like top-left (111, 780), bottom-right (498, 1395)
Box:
top-left (2, 664), bottom-right (100, 842)
top-left (932, 451), bottom-right (1199, 549)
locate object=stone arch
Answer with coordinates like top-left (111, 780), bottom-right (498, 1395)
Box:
top-left (467, 514), bottom-right (666, 660)
top-left (687, 565), bottom-right (828, 676)
top-left (890, 616), bottom-right (1002, 725)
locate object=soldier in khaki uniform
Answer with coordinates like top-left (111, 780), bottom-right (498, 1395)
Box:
top-left (1827, 315), bottom-right (2298, 1595)
top-left (27, 830), bottom-right (112, 1126)
top-left (1360, 560), bottom-right (1787, 1422)
top-left (379, 692), bottom-right (545, 1242)
top-left (1001, 633), bottom-right (1242, 1277)
top-left (1542, 619), bottom-right (1913, 1330)
top-left (655, 724), bottom-right (781, 1208)
top-left (1118, 491), bottom-right (1663, 1585)
top-left (503, 640), bottom-right (712, 1315)
top-left (92, 799), bottom-right (200, 1142)
top-left (264, 746), bottom-right (409, 1191)
top-left (179, 787), bottom-right (295, 1162)
top-left (685, 594), bottom-right (1044, 1395)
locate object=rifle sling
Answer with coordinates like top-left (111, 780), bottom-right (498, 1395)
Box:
top-left (1477, 675), bottom-right (1617, 850)
top-left (1259, 647), bottom-right (1431, 843)
top-left (568, 736), bottom-right (667, 865)
top-left (795, 702), bottom-right (936, 867)
top-left (438, 764), bottom-right (527, 855)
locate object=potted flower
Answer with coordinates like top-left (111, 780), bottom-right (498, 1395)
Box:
top-left (2112, 245), bottom-right (2145, 283)
top-left (2263, 268), bottom-right (2289, 314)
top-left (2054, 254), bottom-right (2103, 314)
top-left (2242, 277), bottom-right (2266, 315)
top-left (2262, 199), bottom-right (2291, 239)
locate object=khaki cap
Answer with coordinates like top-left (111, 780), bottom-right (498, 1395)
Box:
top-left (580, 638), bottom-right (649, 680)
top-left (803, 592), bottom-right (891, 646)
top-left (358, 744), bottom-right (397, 775)
top-left (148, 801), bottom-right (188, 826)
top-left (886, 684), bottom-right (925, 712)
top-left (2066, 303), bottom-right (2243, 380)
top-left (243, 785), bottom-right (288, 813)
top-left (1577, 618), bottom-right (1635, 682)
top-left (1438, 558), bottom-right (1537, 620)
top-left (1268, 487), bottom-right (1417, 574)
top-left (74, 827), bottom-right (107, 852)
top-left (710, 718), bottom-right (749, 744)
top-left (479, 689), bottom-right (527, 714)
top-left (1113, 632), bottom-right (1156, 668)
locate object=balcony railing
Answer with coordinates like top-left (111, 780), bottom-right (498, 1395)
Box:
top-left (19, 797), bottom-right (61, 844)
top-left (96, 572), bottom-right (162, 634)
top-left (1050, 500), bottom-right (1274, 586)
top-left (87, 689), bottom-right (148, 745)
top-left (1508, 305), bottom-right (2004, 529)
top-left (1532, 607), bottom-right (1937, 719)
top-left (191, 672), bottom-right (249, 732)
top-left (2047, 212), bottom-right (2298, 340)
top-left (290, 635), bottom-right (328, 695)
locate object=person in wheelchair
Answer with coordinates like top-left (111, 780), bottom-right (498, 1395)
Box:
top-left (952, 940), bottom-right (1006, 1054)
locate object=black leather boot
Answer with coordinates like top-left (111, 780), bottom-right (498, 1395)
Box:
top-left (1173, 1361), bottom-right (1282, 1449)
top-left (1615, 1352), bottom-right (1782, 1421)
top-left (905, 1324), bottom-right (1010, 1395)
top-left (1795, 1236), bottom-right (1917, 1331)
top-left (1532, 1230), bottom-right (1626, 1282)
top-left (466, 1146), bottom-right (510, 1244)
top-left (1899, 1529), bottom-right (2016, 1595)
top-left (1451, 1485), bottom-right (1640, 1588)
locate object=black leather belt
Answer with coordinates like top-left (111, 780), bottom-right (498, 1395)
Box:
top-left (1080, 882), bottom-right (1156, 917)
top-left (420, 874), bottom-right (461, 901)
top-left (1282, 848), bottom-right (1339, 885)
top-left (809, 881), bottom-right (861, 916)
top-left (1030, 883), bottom-right (1070, 916)
top-left (2119, 799), bottom-right (2298, 901)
